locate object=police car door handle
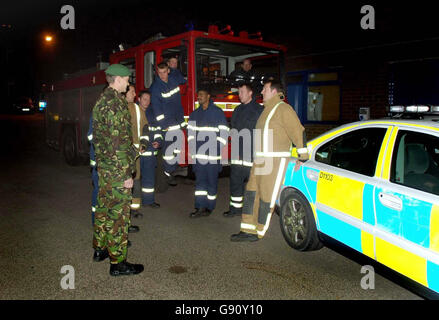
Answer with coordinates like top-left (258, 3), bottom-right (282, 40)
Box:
top-left (378, 192), bottom-right (403, 211)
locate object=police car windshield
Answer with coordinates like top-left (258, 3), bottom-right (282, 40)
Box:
top-left (195, 38), bottom-right (281, 98)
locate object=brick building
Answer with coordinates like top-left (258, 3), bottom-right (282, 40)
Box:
top-left (284, 37), bottom-right (439, 139)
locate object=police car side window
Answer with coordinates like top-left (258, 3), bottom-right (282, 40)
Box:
top-left (315, 128), bottom-right (387, 176)
top-left (390, 130), bottom-right (439, 195)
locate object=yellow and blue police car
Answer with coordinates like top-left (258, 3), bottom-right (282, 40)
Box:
top-left (277, 105), bottom-right (439, 295)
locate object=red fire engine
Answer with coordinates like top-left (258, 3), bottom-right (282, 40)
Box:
top-left (45, 25), bottom-right (287, 169)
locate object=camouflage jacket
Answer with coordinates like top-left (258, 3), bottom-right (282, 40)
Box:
top-left (92, 87), bottom-right (136, 185)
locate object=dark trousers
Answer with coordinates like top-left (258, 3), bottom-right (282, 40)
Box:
top-left (140, 155), bottom-right (157, 204)
top-left (228, 164), bottom-right (252, 214)
top-left (162, 131), bottom-right (182, 175)
top-left (194, 163), bottom-right (221, 211)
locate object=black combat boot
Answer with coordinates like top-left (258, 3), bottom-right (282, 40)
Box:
top-left (109, 261), bottom-right (144, 276)
top-left (133, 212), bottom-right (144, 218)
top-left (223, 210), bottom-right (241, 218)
top-left (201, 209), bottom-right (212, 217)
top-left (128, 225), bottom-right (140, 233)
top-left (148, 202), bottom-right (160, 209)
top-left (230, 231), bottom-right (259, 242)
top-left (93, 248), bottom-right (109, 262)
top-left (189, 208), bottom-right (205, 218)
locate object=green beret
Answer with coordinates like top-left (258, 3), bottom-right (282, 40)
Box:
top-left (105, 64), bottom-right (131, 76)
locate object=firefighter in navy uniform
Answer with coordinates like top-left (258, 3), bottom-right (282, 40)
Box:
top-left (229, 59), bottom-right (257, 86)
top-left (223, 83), bottom-right (263, 217)
top-left (138, 89), bottom-right (161, 209)
top-left (150, 62), bottom-right (186, 186)
top-left (188, 88), bottom-right (229, 218)
top-left (231, 79), bottom-right (309, 242)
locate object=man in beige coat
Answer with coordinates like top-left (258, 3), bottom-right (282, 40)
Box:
top-left (231, 79), bottom-right (309, 242)
top-left (126, 85), bottom-right (148, 222)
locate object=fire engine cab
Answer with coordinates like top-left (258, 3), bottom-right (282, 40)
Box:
top-left (45, 25), bottom-right (287, 168)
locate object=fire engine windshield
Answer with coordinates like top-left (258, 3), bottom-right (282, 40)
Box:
top-left (195, 38), bottom-right (282, 98)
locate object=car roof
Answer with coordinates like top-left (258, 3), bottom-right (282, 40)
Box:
top-left (335, 118), bottom-right (439, 130)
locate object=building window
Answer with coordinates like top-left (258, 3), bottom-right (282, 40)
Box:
top-left (286, 70), bottom-right (341, 123)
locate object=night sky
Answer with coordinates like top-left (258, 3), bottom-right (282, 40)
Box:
top-left (1, 0), bottom-right (438, 103)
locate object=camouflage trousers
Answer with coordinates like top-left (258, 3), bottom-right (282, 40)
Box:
top-left (93, 176), bottom-right (132, 264)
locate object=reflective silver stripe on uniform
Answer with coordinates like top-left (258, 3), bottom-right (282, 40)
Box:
top-left (256, 151), bottom-right (291, 157)
top-left (92, 206), bottom-right (96, 212)
top-left (231, 196), bottom-right (243, 202)
top-left (187, 125), bottom-right (219, 132)
top-left (90, 160), bottom-right (96, 166)
top-left (263, 101), bottom-right (283, 155)
top-left (161, 86), bottom-right (180, 98)
top-left (88, 134), bottom-right (93, 141)
top-left (134, 143), bottom-right (140, 148)
top-left (134, 103), bottom-right (141, 139)
top-left (130, 204), bottom-right (140, 209)
top-left (163, 155), bottom-right (174, 160)
top-left (257, 157), bottom-right (287, 238)
top-left (231, 159), bottom-right (253, 166)
top-left (140, 136), bottom-right (149, 141)
top-left (180, 122), bottom-right (187, 127)
top-left (142, 188), bottom-right (154, 193)
top-left (140, 151), bottom-right (157, 156)
top-left (241, 223), bottom-right (256, 230)
top-left (154, 134), bottom-right (163, 140)
top-left (174, 149), bottom-right (181, 154)
top-left (188, 136), bottom-right (195, 141)
top-left (156, 114), bottom-right (165, 121)
top-left (230, 201), bottom-right (243, 208)
top-left (192, 154), bottom-right (221, 160)
top-left (164, 171), bottom-right (171, 177)
top-left (168, 125), bottom-right (181, 131)
top-left (217, 137), bottom-right (227, 145)
top-left (195, 190), bottom-right (208, 196)
top-left (207, 194), bottom-right (217, 200)
top-left (218, 125), bottom-right (230, 132)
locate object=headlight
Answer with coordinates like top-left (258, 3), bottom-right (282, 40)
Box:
top-left (390, 106), bottom-right (405, 113)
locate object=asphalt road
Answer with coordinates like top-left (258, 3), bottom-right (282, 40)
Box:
top-left (0, 113), bottom-right (421, 300)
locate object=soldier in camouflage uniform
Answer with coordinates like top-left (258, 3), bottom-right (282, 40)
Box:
top-left (92, 64), bottom-right (144, 276)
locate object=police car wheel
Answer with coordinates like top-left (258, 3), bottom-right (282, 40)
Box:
top-left (280, 191), bottom-right (323, 252)
top-left (62, 129), bottom-right (80, 166)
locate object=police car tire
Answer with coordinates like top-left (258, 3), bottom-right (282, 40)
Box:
top-left (62, 128), bottom-right (80, 166)
top-left (280, 190), bottom-right (323, 252)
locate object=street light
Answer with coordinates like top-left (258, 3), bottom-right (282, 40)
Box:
top-left (45, 35), bottom-right (53, 43)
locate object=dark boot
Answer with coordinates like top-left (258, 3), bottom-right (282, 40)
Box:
top-left (133, 212), bottom-right (144, 218)
top-left (167, 175), bottom-right (177, 186)
top-left (128, 225), bottom-right (140, 233)
top-left (223, 210), bottom-right (241, 218)
top-left (189, 208), bottom-right (205, 218)
top-left (201, 209), bottom-right (212, 217)
top-left (230, 231), bottom-right (259, 242)
top-left (109, 261), bottom-right (144, 276)
top-left (93, 248), bottom-right (109, 262)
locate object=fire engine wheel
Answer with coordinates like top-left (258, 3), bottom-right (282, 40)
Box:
top-left (280, 190), bottom-right (323, 252)
top-left (62, 129), bottom-right (80, 166)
